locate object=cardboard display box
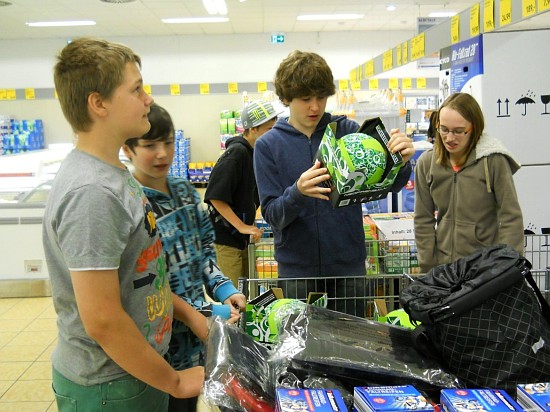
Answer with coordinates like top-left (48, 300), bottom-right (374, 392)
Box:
top-left (316, 117), bottom-right (403, 208)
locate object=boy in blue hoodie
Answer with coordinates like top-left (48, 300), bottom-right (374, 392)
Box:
top-left (253, 50), bottom-right (415, 317)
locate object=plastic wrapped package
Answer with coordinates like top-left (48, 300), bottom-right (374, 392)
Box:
top-left (270, 305), bottom-right (461, 400)
top-left (204, 317), bottom-right (276, 412)
top-left (204, 306), bottom-right (461, 410)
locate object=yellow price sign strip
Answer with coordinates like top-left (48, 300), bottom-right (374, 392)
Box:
top-left (143, 84), bottom-right (152, 96)
top-left (228, 82), bottom-right (238, 94)
top-left (170, 84), bottom-right (181, 96)
top-left (402, 78), bottom-right (412, 90)
top-left (522, 0), bottom-right (536, 16)
top-left (411, 33), bottom-right (425, 61)
top-left (200, 83), bottom-right (210, 95)
top-left (470, 4), bottom-right (480, 37)
top-left (25, 88), bottom-right (36, 100)
top-left (382, 49), bottom-right (393, 72)
top-left (451, 15), bottom-right (460, 44)
top-left (368, 78), bottom-right (379, 90)
top-left (257, 82), bottom-right (267, 93)
top-left (484, 0), bottom-right (495, 32)
top-left (540, 0), bottom-right (550, 11)
top-left (402, 41), bottom-right (409, 65)
top-left (499, 0), bottom-right (512, 27)
top-left (416, 78), bottom-right (427, 89)
top-left (339, 79), bottom-right (349, 90)
top-left (389, 78), bottom-right (399, 89)
top-left (364, 60), bottom-right (374, 78)
top-left (6, 89), bottom-right (16, 100)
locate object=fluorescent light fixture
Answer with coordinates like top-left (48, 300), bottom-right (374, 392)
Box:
top-left (202, 0), bottom-right (227, 15)
top-left (387, 5), bottom-right (397, 11)
top-left (297, 13), bottom-right (364, 21)
top-left (428, 11), bottom-right (457, 17)
top-left (26, 20), bottom-right (96, 27)
top-left (162, 17), bottom-right (229, 24)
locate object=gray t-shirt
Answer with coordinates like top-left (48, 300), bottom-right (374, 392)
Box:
top-left (43, 149), bottom-right (172, 385)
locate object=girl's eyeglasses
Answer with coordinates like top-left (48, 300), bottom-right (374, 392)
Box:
top-left (437, 126), bottom-right (472, 137)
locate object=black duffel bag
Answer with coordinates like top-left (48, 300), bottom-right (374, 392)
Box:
top-left (400, 244), bottom-right (550, 393)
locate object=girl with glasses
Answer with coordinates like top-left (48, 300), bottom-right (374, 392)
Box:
top-left (414, 92), bottom-right (524, 273)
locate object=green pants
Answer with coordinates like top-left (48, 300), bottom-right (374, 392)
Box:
top-left (52, 368), bottom-right (169, 412)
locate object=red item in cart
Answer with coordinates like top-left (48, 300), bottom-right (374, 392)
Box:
top-left (224, 374), bottom-right (274, 412)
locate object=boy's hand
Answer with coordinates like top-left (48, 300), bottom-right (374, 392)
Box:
top-left (297, 161), bottom-right (332, 200)
top-left (389, 128), bottom-right (415, 164)
top-left (225, 293), bottom-right (246, 312)
top-left (173, 366), bottom-right (205, 399)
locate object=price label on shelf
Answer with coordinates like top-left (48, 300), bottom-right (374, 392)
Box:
top-left (200, 83), bottom-right (210, 95)
top-left (484, 0), bottom-right (495, 32)
top-left (500, 0), bottom-right (512, 27)
top-left (170, 84), bottom-right (181, 96)
top-left (257, 82), bottom-right (267, 93)
top-left (451, 15), bottom-right (460, 44)
top-left (25, 88), bottom-right (35, 100)
top-left (470, 3), bottom-right (480, 37)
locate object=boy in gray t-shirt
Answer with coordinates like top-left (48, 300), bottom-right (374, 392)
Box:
top-left (44, 38), bottom-right (207, 411)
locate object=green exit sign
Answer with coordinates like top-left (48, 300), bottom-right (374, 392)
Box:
top-left (271, 33), bottom-right (285, 44)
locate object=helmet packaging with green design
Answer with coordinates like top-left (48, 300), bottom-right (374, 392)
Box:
top-left (316, 117), bottom-right (403, 208)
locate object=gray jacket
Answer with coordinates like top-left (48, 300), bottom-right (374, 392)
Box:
top-left (414, 134), bottom-right (524, 273)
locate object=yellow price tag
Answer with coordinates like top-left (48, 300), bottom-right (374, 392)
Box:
top-left (351, 81), bottom-right (361, 91)
top-left (499, 0), bottom-right (512, 27)
top-left (25, 88), bottom-right (35, 100)
top-left (0, 89), bottom-right (6, 100)
top-left (470, 4), bottom-right (480, 37)
top-left (451, 15), bottom-right (460, 44)
top-left (228, 82), bottom-right (238, 94)
top-left (522, 0), bottom-right (536, 17)
top-left (368, 78), bottom-right (379, 90)
top-left (200, 83), bottom-right (210, 95)
top-left (402, 41), bottom-right (408, 65)
top-left (389, 78), bottom-right (399, 89)
top-left (402, 78), bottom-right (412, 90)
top-left (416, 78), bottom-right (427, 89)
top-left (143, 85), bottom-right (152, 96)
top-left (257, 82), bottom-right (267, 93)
top-left (540, 0), bottom-right (550, 11)
top-left (397, 46), bottom-right (402, 67)
top-left (339, 79), bottom-right (349, 90)
top-left (382, 50), bottom-right (393, 72)
top-left (170, 84), bottom-right (181, 96)
top-left (6, 89), bottom-right (16, 100)
top-left (364, 60), bottom-right (374, 78)
top-left (484, 0), bottom-right (495, 32)
top-left (411, 33), bottom-right (425, 61)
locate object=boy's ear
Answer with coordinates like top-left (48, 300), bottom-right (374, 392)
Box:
top-left (87, 91), bottom-right (107, 118)
top-left (122, 144), bottom-right (133, 160)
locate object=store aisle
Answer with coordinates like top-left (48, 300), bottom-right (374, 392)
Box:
top-left (0, 297), bottom-right (57, 412)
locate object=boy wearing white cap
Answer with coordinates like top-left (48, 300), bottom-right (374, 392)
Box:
top-left (205, 100), bottom-right (279, 286)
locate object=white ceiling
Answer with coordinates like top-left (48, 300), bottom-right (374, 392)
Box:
top-left (0, 0), bottom-right (532, 40)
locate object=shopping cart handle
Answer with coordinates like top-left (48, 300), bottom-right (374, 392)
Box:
top-left (429, 305), bottom-right (454, 323)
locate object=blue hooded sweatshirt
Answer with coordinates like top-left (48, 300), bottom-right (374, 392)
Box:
top-left (254, 113), bottom-right (411, 278)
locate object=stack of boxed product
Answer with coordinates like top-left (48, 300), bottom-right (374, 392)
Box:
top-left (255, 243), bottom-right (277, 279)
top-left (440, 389), bottom-right (522, 412)
top-left (187, 161), bottom-right (214, 185)
top-left (517, 382), bottom-right (550, 411)
top-left (369, 212), bottom-right (420, 275)
top-left (363, 214), bottom-right (380, 275)
top-left (168, 129), bottom-right (190, 179)
top-left (354, 386), bottom-right (525, 412)
top-left (276, 388), bottom-right (348, 411)
top-left (354, 385), bottom-right (434, 412)
top-left (1, 115), bottom-right (45, 155)
top-left (219, 109), bottom-right (239, 152)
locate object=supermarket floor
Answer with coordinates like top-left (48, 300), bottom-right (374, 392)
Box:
top-left (0, 296), bottom-right (217, 412)
top-left (0, 296), bottom-right (57, 412)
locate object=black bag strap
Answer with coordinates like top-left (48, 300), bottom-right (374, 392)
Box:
top-left (524, 269), bottom-right (550, 324)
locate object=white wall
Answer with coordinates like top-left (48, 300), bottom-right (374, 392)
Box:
top-left (0, 31), bottom-right (414, 162)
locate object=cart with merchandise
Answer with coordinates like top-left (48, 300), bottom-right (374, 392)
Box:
top-left (242, 234), bottom-right (420, 319)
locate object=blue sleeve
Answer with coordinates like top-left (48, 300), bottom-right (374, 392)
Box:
top-left (192, 188), bottom-right (240, 301)
top-left (391, 161), bottom-right (412, 192)
top-left (254, 136), bottom-right (308, 232)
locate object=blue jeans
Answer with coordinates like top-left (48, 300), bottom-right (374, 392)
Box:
top-left (52, 367), bottom-right (169, 412)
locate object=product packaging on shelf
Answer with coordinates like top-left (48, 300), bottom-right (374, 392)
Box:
top-left (354, 385), bottom-right (434, 412)
top-left (316, 117), bottom-right (403, 208)
top-left (440, 389), bottom-right (522, 412)
top-left (277, 388), bottom-right (348, 412)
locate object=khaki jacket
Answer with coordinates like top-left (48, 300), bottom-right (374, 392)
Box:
top-left (414, 134), bottom-right (524, 273)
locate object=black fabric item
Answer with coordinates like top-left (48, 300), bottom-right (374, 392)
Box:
top-left (400, 244), bottom-right (550, 393)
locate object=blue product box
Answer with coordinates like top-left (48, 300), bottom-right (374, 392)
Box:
top-left (517, 383), bottom-right (550, 412)
top-left (440, 389), bottom-right (522, 412)
top-left (354, 385), bottom-right (433, 412)
top-left (276, 388), bottom-right (347, 412)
